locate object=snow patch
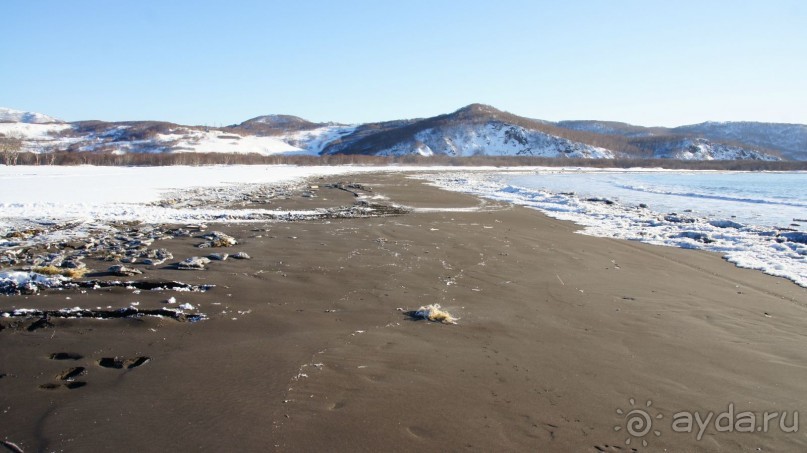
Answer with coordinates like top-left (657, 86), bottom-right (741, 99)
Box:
top-left (278, 125), bottom-right (357, 155)
top-left (158, 129), bottom-right (308, 156)
top-left (0, 107), bottom-right (63, 124)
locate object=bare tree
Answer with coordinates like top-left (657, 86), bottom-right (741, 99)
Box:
top-left (0, 133), bottom-right (23, 165)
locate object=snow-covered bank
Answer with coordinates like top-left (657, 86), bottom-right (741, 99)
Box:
top-left (415, 171), bottom-right (807, 288)
top-left (0, 165), bottom-right (356, 205)
top-left (0, 165), bottom-right (500, 232)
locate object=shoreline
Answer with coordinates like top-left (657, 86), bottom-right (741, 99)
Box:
top-left (415, 170), bottom-right (807, 288)
top-left (1, 171), bottom-right (806, 451)
top-left (2, 165), bottom-right (804, 289)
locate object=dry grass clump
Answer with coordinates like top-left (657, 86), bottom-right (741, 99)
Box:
top-left (413, 304), bottom-right (457, 324)
top-left (32, 265), bottom-right (64, 275)
top-left (5, 228), bottom-right (44, 239)
top-left (102, 253), bottom-right (123, 262)
top-left (33, 266), bottom-right (88, 279)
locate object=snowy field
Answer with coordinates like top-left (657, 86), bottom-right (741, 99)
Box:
top-left (0, 165), bottom-right (504, 229)
top-left (0, 165), bottom-right (354, 206)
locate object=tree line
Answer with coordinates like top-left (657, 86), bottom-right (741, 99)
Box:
top-left (1, 149), bottom-right (805, 171)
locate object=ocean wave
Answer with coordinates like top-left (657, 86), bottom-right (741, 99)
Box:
top-left (612, 183), bottom-right (807, 209)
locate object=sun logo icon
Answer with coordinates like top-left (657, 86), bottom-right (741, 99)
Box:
top-left (614, 398), bottom-right (663, 447)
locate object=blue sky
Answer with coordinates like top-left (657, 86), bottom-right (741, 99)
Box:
top-left (3, 0), bottom-right (805, 126)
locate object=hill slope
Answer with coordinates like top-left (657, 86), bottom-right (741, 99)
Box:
top-left (553, 119), bottom-right (800, 160)
top-left (0, 107), bottom-right (63, 124)
top-left (322, 104), bottom-right (780, 160)
top-left (672, 122), bottom-right (807, 161)
top-left (322, 104), bottom-right (613, 158)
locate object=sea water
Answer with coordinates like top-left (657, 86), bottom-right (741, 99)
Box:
top-left (420, 169), bottom-right (807, 287)
top-left (507, 171), bottom-right (807, 232)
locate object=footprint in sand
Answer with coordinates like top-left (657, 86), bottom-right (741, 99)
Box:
top-left (56, 366), bottom-right (87, 381)
top-left (38, 353), bottom-right (150, 390)
top-left (592, 445), bottom-right (637, 452)
top-left (98, 356), bottom-right (151, 369)
top-left (39, 366), bottom-right (87, 390)
top-left (50, 352), bottom-right (83, 360)
top-left (39, 355), bottom-right (89, 390)
top-left (327, 401), bottom-right (347, 411)
top-left (39, 381), bottom-right (87, 390)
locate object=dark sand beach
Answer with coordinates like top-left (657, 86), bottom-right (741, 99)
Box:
top-left (1, 173), bottom-right (806, 452)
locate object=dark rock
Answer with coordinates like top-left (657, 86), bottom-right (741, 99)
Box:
top-left (62, 259), bottom-right (86, 269)
top-left (20, 281), bottom-right (39, 295)
top-left (780, 231), bottom-right (807, 244)
top-left (676, 231), bottom-right (714, 243)
top-left (108, 265), bottom-right (142, 276)
top-left (198, 231), bottom-right (237, 248)
top-left (664, 214), bottom-right (696, 223)
top-left (168, 228), bottom-right (191, 237)
top-left (140, 247), bottom-right (173, 265)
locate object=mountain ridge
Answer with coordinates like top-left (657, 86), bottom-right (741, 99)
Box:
top-left (1, 104), bottom-right (803, 161)
top-left (0, 107), bottom-right (64, 124)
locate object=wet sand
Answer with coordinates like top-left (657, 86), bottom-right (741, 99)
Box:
top-left (1, 172), bottom-right (806, 452)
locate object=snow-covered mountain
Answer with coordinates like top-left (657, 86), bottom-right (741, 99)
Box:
top-left (228, 115), bottom-right (357, 154)
top-left (0, 119), bottom-right (318, 156)
top-left (374, 122), bottom-right (614, 158)
top-left (672, 122), bottom-right (807, 161)
top-left (0, 107), bottom-right (63, 124)
top-left (372, 118), bottom-right (613, 158)
top-left (651, 138), bottom-right (778, 161)
top-left (321, 104), bottom-right (781, 160)
top-left (323, 104), bottom-right (615, 158)
top-left (0, 104), bottom-right (800, 161)
top-left (233, 114), bottom-right (323, 135)
top-left (553, 119), bottom-right (804, 160)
